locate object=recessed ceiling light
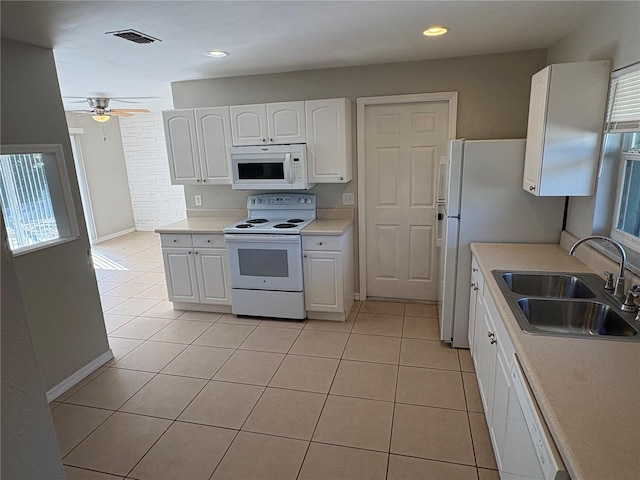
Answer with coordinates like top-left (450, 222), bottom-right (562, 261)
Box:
top-left (423, 26), bottom-right (449, 37)
top-left (206, 50), bottom-right (229, 58)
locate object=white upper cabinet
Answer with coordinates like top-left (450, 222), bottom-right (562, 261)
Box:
top-left (195, 107), bottom-right (234, 184)
top-left (163, 109), bottom-right (200, 184)
top-left (305, 98), bottom-right (353, 183)
top-left (230, 101), bottom-right (306, 145)
top-left (163, 107), bottom-right (233, 185)
top-left (523, 60), bottom-right (610, 196)
top-left (267, 102), bottom-right (306, 144)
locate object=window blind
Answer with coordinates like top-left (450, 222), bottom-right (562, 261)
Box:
top-left (607, 69), bottom-right (640, 132)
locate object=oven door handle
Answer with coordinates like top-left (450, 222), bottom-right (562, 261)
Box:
top-left (224, 233), bottom-right (301, 244)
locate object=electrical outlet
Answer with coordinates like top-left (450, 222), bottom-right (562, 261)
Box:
top-left (342, 192), bottom-right (355, 205)
top-left (194, 194), bottom-right (202, 207)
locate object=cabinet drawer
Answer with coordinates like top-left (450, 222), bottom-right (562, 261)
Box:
top-left (160, 234), bottom-right (193, 247)
top-left (302, 235), bottom-right (341, 251)
top-left (193, 234), bottom-right (225, 248)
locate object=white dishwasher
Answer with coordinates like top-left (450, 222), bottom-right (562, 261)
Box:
top-left (505, 356), bottom-right (569, 480)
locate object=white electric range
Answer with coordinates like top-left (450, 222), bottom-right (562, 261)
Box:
top-left (223, 193), bottom-right (316, 319)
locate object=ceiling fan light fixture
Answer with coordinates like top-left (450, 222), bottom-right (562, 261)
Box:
top-left (423, 26), bottom-right (449, 37)
top-left (206, 50), bottom-right (229, 58)
top-left (92, 115), bottom-right (110, 123)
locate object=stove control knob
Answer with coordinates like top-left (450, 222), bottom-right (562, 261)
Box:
top-left (305, 198), bottom-right (312, 204)
top-left (250, 199), bottom-right (255, 204)
top-left (298, 198), bottom-right (305, 204)
top-left (255, 199), bottom-right (262, 204)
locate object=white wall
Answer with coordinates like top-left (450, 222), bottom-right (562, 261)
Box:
top-left (65, 114), bottom-right (136, 240)
top-left (172, 49), bottom-right (548, 212)
top-left (1, 217), bottom-right (64, 479)
top-left (1, 38), bottom-right (110, 392)
top-left (547, 1), bottom-right (640, 240)
top-left (119, 113), bottom-right (186, 230)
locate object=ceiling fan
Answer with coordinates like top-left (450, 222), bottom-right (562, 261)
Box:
top-left (68, 97), bottom-right (150, 122)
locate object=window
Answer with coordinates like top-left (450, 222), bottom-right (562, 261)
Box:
top-left (0, 144), bottom-right (79, 254)
top-left (608, 68), bottom-right (640, 252)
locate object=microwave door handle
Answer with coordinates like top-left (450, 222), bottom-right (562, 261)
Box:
top-left (283, 153), bottom-right (292, 183)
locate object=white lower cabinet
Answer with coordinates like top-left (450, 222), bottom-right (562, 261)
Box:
top-left (470, 255), bottom-right (564, 480)
top-left (162, 247), bottom-right (199, 303)
top-left (302, 225), bottom-right (354, 321)
top-left (161, 234), bottom-right (231, 310)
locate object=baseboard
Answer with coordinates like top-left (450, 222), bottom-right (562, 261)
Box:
top-left (46, 349), bottom-right (114, 402)
top-left (95, 227), bottom-right (136, 244)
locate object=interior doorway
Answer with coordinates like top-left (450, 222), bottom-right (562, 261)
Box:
top-left (69, 129), bottom-right (98, 244)
top-left (357, 93), bottom-right (457, 301)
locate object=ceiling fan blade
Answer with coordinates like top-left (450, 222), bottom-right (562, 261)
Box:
top-left (108, 97), bottom-right (160, 103)
top-left (111, 108), bottom-right (151, 113)
top-left (67, 110), bottom-right (93, 114)
top-left (110, 111), bottom-right (134, 117)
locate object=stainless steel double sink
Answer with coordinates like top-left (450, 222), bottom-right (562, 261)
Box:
top-left (493, 271), bottom-right (640, 341)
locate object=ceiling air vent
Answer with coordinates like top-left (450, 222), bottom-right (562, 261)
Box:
top-left (106, 29), bottom-right (161, 44)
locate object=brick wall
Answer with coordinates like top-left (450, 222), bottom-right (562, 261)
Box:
top-left (119, 113), bottom-right (186, 230)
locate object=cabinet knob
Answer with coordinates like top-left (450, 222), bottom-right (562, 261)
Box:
top-left (203, 179), bottom-right (207, 183)
top-left (490, 339), bottom-right (497, 345)
top-left (319, 242), bottom-right (323, 245)
top-left (340, 177), bottom-right (343, 181)
top-left (304, 255), bottom-right (307, 258)
top-left (269, 138), bottom-right (274, 142)
top-left (207, 240), bottom-right (211, 243)
top-left (262, 138), bottom-right (267, 143)
top-left (488, 331), bottom-right (495, 338)
top-left (188, 251), bottom-right (192, 255)
top-left (473, 286), bottom-right (479, 291)
top-left (529, 185), bottom-right (535, 191)
top-left (197, 179), bottom-right (201, 182)
top-left (173, 239), bottom-right (177, 243)
top-left (472, 267), bottom-right (478, 272)
top-left (195, 251), bottom-right (199, 254)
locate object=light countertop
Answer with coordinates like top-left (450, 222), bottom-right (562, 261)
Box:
top-left (155, 217), bottom-right (354, 235)
top-left (155, 217), bottom-right (243, 234)
top-left (471, 243), bottom-right (639, 480)
top-left (302, 218), bottom-right (354, 235)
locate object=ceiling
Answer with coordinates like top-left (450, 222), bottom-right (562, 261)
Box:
top-left (1, 1), bottom-right (610, 112)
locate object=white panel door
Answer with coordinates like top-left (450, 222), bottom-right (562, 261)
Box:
top-left (364, 101), bottom-right (449, 300)
top-left (267, 101), bottom-right (306, 144)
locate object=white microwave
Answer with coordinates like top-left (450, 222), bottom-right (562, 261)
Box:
top-left (229, 144), bottom-right (315, 190)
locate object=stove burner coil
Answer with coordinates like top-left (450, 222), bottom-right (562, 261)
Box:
top-left (286, 219), bottom-right (305, 224)
top-left (246, 219), bottom-right (268, 224)
top-left (274, 223), bottom-right (297, 229)
top-left (235, 224), bottom-right (254, 229)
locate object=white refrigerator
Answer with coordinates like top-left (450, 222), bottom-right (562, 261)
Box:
top-left (437, 139), bottom-right (565, 348)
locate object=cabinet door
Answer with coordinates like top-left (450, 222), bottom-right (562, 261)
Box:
top-left (194, 248), bottom-right (231, 305)
top-left (475, 299), bottom-right (498, 424)
top-left (230, 104), bottom-right (268, 146)
top-left (162, 110), bottom-right (201, 184)
top-left (468, 277), bottom-right (479, 355)
top-left (303, 250), bottom-right (343, 312)
top-left (523, 66), bottom-right (550, 195)
top-left (162, 247), bottom-right (199, 302)
top-left (267, 101), bottom-right (306, 144)
top-left (491, 351), bottom-right (512, 472)
top-left (195, 107), bottom-right (233, 184)
top-left (305, 98), bottom-right (352, 183)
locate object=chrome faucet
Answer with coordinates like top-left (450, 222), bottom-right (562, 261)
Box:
top-left (569, 235), bottom-right (627, 297)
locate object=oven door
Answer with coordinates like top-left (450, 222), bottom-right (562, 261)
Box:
top-left (224, 234), bottom-right (303, 291)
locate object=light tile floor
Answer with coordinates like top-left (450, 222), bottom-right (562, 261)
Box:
top-left (52, 231), bottom-right (499, 480)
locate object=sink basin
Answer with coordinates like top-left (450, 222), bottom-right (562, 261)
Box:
top-left (517, 299), bottom-right (637, 337)
top-left (502, 273), bottom-right (595, 298)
